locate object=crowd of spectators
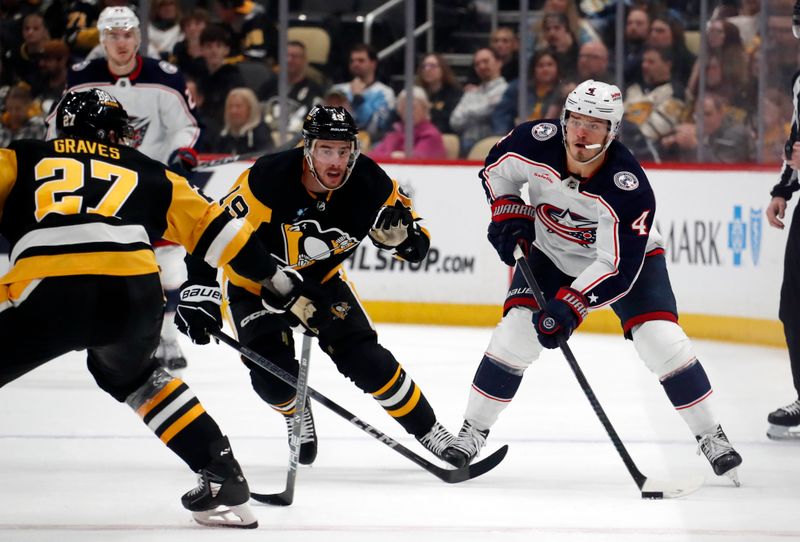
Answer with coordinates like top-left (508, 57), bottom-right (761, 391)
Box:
top-left (0, 0), bottom-right (796, 163)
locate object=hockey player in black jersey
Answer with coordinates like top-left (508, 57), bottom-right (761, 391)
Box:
top-left (45, 6), bottom-right (204, 370)
top-left (441, 80), bottom-right (743, 485)
top-left (177, 105), bottom-right (459, 466)
top-left (0, 89), bottom-right (308, 528)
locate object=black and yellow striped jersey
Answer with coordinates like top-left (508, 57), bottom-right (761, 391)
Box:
top-left (0, 138), bottom-right (263, 286)
top-left (219, 147), bottom-right (430, 295)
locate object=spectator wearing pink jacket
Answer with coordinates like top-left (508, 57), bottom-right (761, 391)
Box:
top-left (371, 86), bottom-right (446, 160)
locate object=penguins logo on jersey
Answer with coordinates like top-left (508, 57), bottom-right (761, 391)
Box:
top-left (281, 220), bottom-right (359, 268)
top-left (536, 204), bottom-right (597, 246)
top-left (613, 171), bottom-right (639, 191)
top-left (532, 122), bottom-right (557, 141)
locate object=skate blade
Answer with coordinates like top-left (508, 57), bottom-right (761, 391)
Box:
top-left (766, 424), bottom-right (800, 440)
top-left (723, 467), bottom-right (741, 487)
top-left (191, 503), bottom-right (258, 529)
top-left (640, 474), bottom-right (705, 499)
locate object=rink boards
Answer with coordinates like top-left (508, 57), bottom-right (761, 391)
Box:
top-left (194, 159), bottom-right (785, 347)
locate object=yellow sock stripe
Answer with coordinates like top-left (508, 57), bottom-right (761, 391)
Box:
top-left (386, 384), bottom-right (421, 418)
top-left (136, 378), bottom-right (183, 418)
top-left (372, 365), bottom-right (402, 398)
top-left (271, 397), bottom-right (296, 415)
top-left (159, 403), bottom-right (206, 444)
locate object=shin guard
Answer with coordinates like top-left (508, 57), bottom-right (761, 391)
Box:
top-left (372, 365), bottom-right (436, 439)
top-left (464, 355), bottom-right (524, 430)
top-left (661, 361), bottom-right (717, 436)
top-left (126, 367), bottom-right (223, 471)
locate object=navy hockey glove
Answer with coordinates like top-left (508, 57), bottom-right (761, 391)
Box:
top-left (488, 196), bottom-right (536, 266)
top-left (175, 281), bottom-right (223, 345)
top-left (261, 268), bottom-right (336, 333)
top-left (168, 147), bottom-right (199, 177)
top-left (534, 287), bottom-right (589, 349)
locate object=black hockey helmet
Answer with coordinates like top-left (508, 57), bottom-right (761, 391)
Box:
top-left (56, 88), bottom-right (134, 144)
top-left (302, 105), bottom-right (360, 191)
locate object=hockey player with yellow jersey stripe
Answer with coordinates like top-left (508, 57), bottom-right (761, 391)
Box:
top-left (0, 89), bottom-right (308, 528)
top-left (178, 105), bottom-right (460, 466)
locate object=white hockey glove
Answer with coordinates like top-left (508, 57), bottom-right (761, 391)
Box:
top-left (369, 200), bottom-right (417, 250)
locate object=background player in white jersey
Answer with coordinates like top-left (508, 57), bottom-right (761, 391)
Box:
top-left (441, 80), bottom-right (743, 485)
top-left (46, 6), bottom-right (203, 369)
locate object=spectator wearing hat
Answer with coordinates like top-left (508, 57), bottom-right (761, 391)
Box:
top-left (371, 86), bottom-right (446, 160)
top-left (33, 40), bottom-right (70, 114)
top-left (215, 0), bottom-right (278, 64)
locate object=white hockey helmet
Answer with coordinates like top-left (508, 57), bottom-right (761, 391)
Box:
top-left (97, 6), bottom-right (141, 41)
top-left (560, 79), bottom-right (623, 156)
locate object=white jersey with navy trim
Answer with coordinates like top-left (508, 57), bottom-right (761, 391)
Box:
top-left (45, 56), bottom-right (201, 164)
top-left (481, 119), bottom-right (664, 309)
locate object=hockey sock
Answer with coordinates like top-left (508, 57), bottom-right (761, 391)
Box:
top-left (372, 365), bottom-right (437, 439)
top-left (660, 360), bottom-right (717, 436)
top-left (464, 355), bottom-right (524, 430)
top-left (126, 367), bottom-right (223, 471)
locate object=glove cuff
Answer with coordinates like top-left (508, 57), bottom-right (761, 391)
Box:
top-left (491, 196), bottom-right (536, 223)
top-left (555, 287), bottom-right (588, 324)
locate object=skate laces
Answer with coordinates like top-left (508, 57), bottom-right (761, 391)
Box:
top-left (418, 422), bottom-right (455, 456)
top-left (778, 400), bottom-right (800, 416)
top-left (284, 405), bottom-right (316, 444)
top-left (696, 426), bottom-right (734, 462)
top-left (452, 420), bottom-right (488, 457)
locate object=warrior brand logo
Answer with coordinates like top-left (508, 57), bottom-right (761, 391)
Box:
top-left (613, 171), bottom-right (639, 191)
top-left (493, 202), bottom-right (536, 219)
top-left (280, 220), bottom-right (358, 268)
top-left (532, 122), bottom-right (558, 141)
top-left (537, 204), bottom-right (597, 246)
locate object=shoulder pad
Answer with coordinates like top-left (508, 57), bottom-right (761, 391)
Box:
top-left (158, 60), bottom-right (178, 75)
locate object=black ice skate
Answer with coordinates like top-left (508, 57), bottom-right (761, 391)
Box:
top-left (416, 422), bottom-right (456, 465)
top-left (766, 399), bottom-right (800, 440)
top-left (181, 436), bottom-right (257, 528)
top-left (283, 401), bottom-right (317, 465)
top-left (155, 336), bottom-right (187, 370)
top-left (441, 420), bottom-right (489, 468)
top-left (696, 425), bottom-right (742, 487)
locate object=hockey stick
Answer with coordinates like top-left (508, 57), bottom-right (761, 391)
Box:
top-left (212, 330), bottom-right (508, 486)
top-left (197, 134), bottom-right (303, 168)
top-left (252, 333), bottom-right (313, 506)
top-left (514, 247), bottom-right (702, 499)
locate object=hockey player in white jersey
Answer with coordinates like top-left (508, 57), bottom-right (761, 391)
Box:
top-left (46, 6), bottom-right (202, 369)
top-left (441, 80), bottom-right (743, 485)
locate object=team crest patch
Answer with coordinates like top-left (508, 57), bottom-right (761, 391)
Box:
top-left (158, 60), bottom-right (178, 74)
top-left (532, 123), bottom-right (557, 141)
top-left (613, 171), bottom-right (639, 191)
top-left (330, 302), bottom-right (351, 320)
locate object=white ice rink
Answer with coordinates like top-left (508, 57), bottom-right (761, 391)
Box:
top-left (1, 323), bottom-right (798, 542)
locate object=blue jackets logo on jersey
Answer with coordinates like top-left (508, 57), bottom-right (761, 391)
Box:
top-left (531, 123), bottom-right (558, 141)
top-left (613, 171), bottom-right (639, 191)
top-left (537, 204), bottom-right (597, 246)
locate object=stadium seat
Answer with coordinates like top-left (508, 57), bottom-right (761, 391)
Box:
top-left (467, 135), bottom-right (502, 161)
top-left (288, 26), bottom-right (331, 65)
top-left (442, 133), bottom-right (460, 160)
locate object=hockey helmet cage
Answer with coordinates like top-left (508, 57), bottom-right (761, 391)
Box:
top-left (56, 89), bottom-right (134, 144)
top-left (98, 6), bottom-right (140, 40)
top-left (302, 106), bottom-right (360, 190)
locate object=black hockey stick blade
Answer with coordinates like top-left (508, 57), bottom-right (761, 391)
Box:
top-left (250, 334), bottom-right (313, 506)
top-left (213, 330), bottom-right (508, 484)
top-left (513, 245), bottom-right (700, 499)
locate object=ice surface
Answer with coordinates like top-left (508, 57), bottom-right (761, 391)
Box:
top-left (1, 324), bottom-right (798, 541)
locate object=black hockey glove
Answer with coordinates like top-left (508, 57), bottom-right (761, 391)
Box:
top-left (488, 196), bottom-right (536, 267)
top-left (261, 268), bottom-right (336, 333)
top-left (175, 280), bottom-right (223, 345)
top-left (534, 287), bottom-right (588, 349)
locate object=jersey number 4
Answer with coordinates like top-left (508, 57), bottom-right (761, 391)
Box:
top-left (34, 158), bottom-right (138, 222)
top-left (631, 210), bottom-right (650, 236)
